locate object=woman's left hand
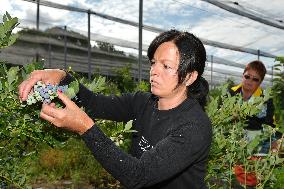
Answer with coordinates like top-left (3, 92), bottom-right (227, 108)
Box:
top-left (40, 91), bottom-right (94, 135)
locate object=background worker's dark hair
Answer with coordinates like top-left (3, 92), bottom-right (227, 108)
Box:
top-left (147, 29), bottom-right (209, 109)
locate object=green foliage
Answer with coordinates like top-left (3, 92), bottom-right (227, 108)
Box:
top-left (109, 120), bottom-right (137, 151)
top-left (209, 78), bottom-right (235, 100)
top-left (0, 62), bottom-right (75, 187)
top-left (80, 75), bottom-right (107, 93)
top-left (96, 41), bottom-right (125, 55)
top-left (97, 41), bottom-right (116, 52)
top-left (26, 138), bottom-right (123, 188)
top-left (64, 80), bottom-right (79, 99)
top-left (111, 64), bottom-right (150, 93)
top-left (226, 78), bottom-right (235, 89)
top-left (0, 12), bottom-right (19, 49)
top-left (272, 57), bottom-right (284, 133)
top-left (134, 80), bottom-right (150, 92)
top-left (112, 64), bottom-right (136, 93)
top-left (79, 73), bottom-right (137, 151)
top-left (0, 60), bottom-right (138, 187)
top-left (0, 14), bottom-right (80, 185)
top-left (206, 85), bottom-right (284, 188)
top-left (272, 166), bottom-right (284, 188)
top-left (21, 59), bottom-right (45, 79)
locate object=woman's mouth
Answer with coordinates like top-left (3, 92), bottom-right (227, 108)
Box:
top-left (150, 79), bottom-right (158, 86)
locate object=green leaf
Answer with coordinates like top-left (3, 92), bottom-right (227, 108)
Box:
top-left (86, 76), bottom-right (106, 93)
top-left (275, 156), bottom-right (284, 164)
top-left (246, 135), bottom-right (261, 155)
top-left (70, 80), bottom-right (79, 93)
top-left (7, 66), bottom-right (19, 85)
top-left (5, 11), bottom-right (12, 20)
top-left (124, 120), bottom-right (133, 131)
top-left (0, 12), bottom-right (19, 48)
top-left (63, 80), bottom-right (79, 99)
top-left (24, 63), bottom-right (35, 73)
top-left (275, 56), bottom-right (284, 63)
top-left (24, 114), bottom-right (32, 120)
top-left (34, 60), bottom-right (44, 70)
top-left (7, 33), bottom-right (18, 46)
top-left (0, 26), bottom-right (5, 40)
top-left (64, 87), bottom-right (75, 99)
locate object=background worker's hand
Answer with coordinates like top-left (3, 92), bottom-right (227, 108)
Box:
top-left (18, 69), bottom-right (66, 101)
top-left (40, 91), bottom-right (94, 135)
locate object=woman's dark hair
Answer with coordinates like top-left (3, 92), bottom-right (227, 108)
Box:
top-left (147, 29), bottom-right (209, 108)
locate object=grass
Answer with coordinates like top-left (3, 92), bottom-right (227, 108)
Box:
top-left (23, 138), bottom-right (124, 189)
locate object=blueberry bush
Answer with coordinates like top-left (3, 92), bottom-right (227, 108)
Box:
top-left (206, 84), bottom-right (283, 188)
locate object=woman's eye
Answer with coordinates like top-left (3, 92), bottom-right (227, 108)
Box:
top-left (163, 64), bottom-right (171, 69)
top-left (150, 60), bottom-right (155, 65)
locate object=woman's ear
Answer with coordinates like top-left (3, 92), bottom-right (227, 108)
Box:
top-left (185, 71), bottom-right (198, 86)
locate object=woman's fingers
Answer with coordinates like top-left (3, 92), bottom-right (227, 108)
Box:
top-left (19, 80), bottom-right (36, 101)
top-left (40, 92), bottom-right (94, 135)
top-left (41, 103), bottom-right (57, 117)
top-left (18, 70), bottom-right (43, 101)
top-left (18, 80), bottom-right (27, 101)
top-left (49, 102), bottom-right (56, 108)
top-left (40, 103), bottom-right (64, 127)
top-left (57, 91), bottom-right (75, 108)
top-left (18, 69), bottom-right (66, 101)
top-left (40, 109), bottom-right (56, 125)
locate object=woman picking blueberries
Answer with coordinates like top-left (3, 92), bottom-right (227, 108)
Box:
top-left (19, 30), bottom-right (212, 189)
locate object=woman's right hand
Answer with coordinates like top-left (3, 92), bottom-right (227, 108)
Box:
top-left (18, 69), bottom-right (66, 101)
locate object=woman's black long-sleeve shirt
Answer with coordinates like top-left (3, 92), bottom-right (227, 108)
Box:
top-left (61, 74), bottom-right (212, 189)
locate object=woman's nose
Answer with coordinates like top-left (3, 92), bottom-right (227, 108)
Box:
top-left (150, 66), bottom-right (156, 76)
top-left (150, 63), bottom-right (160, 76)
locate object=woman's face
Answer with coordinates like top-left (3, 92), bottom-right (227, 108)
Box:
top-left (242, 69), bottom-right (262, 93)
top-left (150, 41), bottom-right (186, 98)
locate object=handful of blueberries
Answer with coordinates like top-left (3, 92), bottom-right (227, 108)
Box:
top-left (26, 81), bottom-right (68, 105)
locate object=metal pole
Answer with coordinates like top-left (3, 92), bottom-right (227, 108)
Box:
top-left (88, 10), bottom-right (91, 80)
top-left (35, 0), bottom-right (40, 62)
top-left (138, 0), bottom-right (143, 82)
top-left (64, 25), bottom-right (67, 69)
top-left (48, 36), bottom-right (51, 68)
top-left (271, 66), bottom-right (274, 86)
top-left (211, 55), bottom-right (213, 89)
top-left (257, 49), bottom-right (260, 60)
top-left (36, 0), bottom-right (40, 30)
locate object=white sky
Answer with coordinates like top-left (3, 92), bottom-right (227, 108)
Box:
top-left (1, 0), bottom-right (284, 84)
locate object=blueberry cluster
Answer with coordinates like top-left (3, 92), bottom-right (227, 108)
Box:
top-left (0, 181), bottom-right (7, 189)
top-left (26, 81), bottom-right (68, 105)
